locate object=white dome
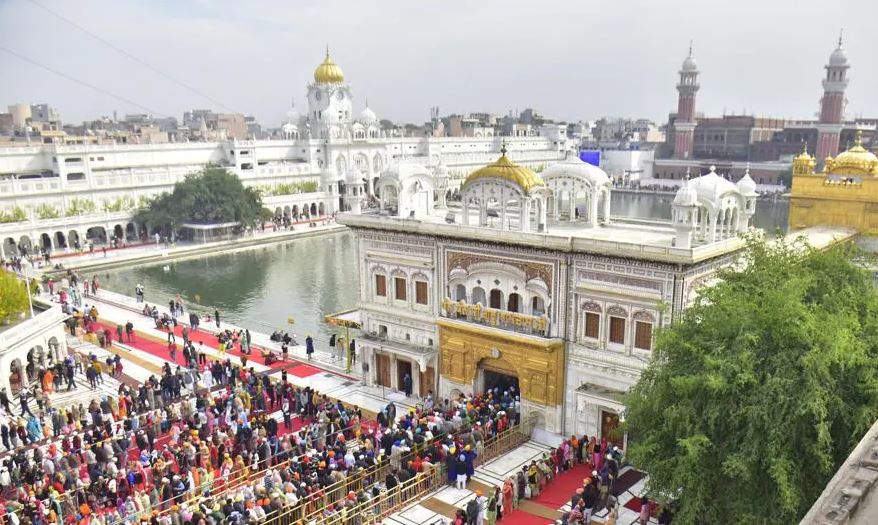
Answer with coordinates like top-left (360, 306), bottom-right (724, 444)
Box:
top-left (541, 154), bottom-right (610, 188)
top-left (736, 170), bottom-right (758, 197)
top-left (359, 106), bottom-right (378, 125)
top-left (286, 105), bottom-right (300, 123)
top-left (829, 46), bottom-right (848, 67)
top-left (281, 122), bottom-right (296, 135)
top-left (673, 183), bottom-right (698, 206)
top-left (689, 166), bottom-right (740, 204)
top-left (681, 54), bottom-right (698, 72)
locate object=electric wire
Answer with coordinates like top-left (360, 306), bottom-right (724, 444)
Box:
top-left (23, 0), bottom-right (236, 113)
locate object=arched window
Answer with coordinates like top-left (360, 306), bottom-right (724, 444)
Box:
top-left (508, 293), bottom-right (521, 313)
top-left (455, 284), bottom-right (467, 302)
top-left (489, 289), bottom-right (503, 309)
top-left (472, 287), bottom-right (486, 306)
top-left (531, 296), bottom-right (545, 316)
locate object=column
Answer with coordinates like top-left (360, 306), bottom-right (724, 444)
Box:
top-left (602, 192), bottom-right (611, 224)
top-left (520, 199), bottom-right (531, 232)
top-left (461, 201), bottom-right (469, 225)
top-left (568, 193), bottom-right (576, 221)
top-left (589, 194), bottom-right (599, 226)
top-left (479, 204), bottom-right (488, 227)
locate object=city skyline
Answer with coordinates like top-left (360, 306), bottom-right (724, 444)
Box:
top-left (1, 0), bottom-right (877, 127)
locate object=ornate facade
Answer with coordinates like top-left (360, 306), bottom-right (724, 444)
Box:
top-left (790, 132), bottom-right (878, 235)
top-left (0, 49), bottom-right (566, 259)
top-left (339, 150), bottom-right (761, 439)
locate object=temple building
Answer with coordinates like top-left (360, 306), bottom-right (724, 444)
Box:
top-left (790, 131), bottom-right (878, 235)
top-left (336, 147), bottom-right (770, 442)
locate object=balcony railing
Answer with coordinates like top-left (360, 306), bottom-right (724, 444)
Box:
top-left (440, 297), bottom-right (550, 337)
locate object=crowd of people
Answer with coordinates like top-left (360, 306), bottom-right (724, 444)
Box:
top-left (0, 308), bottom-right (528, 525)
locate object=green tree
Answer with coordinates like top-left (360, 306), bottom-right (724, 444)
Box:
top-left (0, 206), bottom-right (27, 224)
top-left (0, 270), bottom-right (29, 324)
top-left (135, 167), bottom-right (264, 233)
top-left (625, 236), bottom-right (878, 524)
top-left (35, 203), bottom-right (61, 219)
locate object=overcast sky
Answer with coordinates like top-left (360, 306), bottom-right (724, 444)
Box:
top-left (1, 0), bottom-right (876, 127)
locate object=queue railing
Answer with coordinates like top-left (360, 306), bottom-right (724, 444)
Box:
top-left (260, 413), bottom-right (538, 525)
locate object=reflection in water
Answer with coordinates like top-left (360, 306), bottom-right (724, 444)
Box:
top-left (609, 192), bottom-right (789, 233)
top-left (102, 194), bottom-right (790, 349)
top-left (103, 231), bottom-right (359, 348)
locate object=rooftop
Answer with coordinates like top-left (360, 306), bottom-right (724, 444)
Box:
top-left (339, 210), bottom-right (855, 265)
top-left (340, 208), bottom-right (747, 264)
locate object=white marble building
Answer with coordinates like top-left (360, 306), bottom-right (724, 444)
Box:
top-left (0, 50), bottom-right (566, 259)
top-left (338, 150), bottom-right (767, 443)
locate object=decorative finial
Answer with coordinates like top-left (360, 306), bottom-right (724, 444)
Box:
top-left (744, 161), bottom-right (751, 177)
top-left (290, 96), bottom-right (295, 109)
top-left (685, 166), bottom-right (691, 180)
top-left (500, 140), bottom-right (507, 156)
top-left (855, 129), bottom-right (863, 147)
top-left (709, 165), bottom-right (716, 173)
top-left (688, 39), bottom-right (694, 57)
top-left (365, 96), bottom-right (369, 108)
top-left (801, 141), bottom-right (809, 155)
top-left (838, 28), bottom-right (844, 48)
top-left (325, 44), bottom-right (330, 59)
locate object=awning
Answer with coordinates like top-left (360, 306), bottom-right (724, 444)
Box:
top-left (359, 333), bottom-right (437, 372)
top-left (575, 383), bottom-right (626, 411)
top-left (324, 309), bottom-right (362, 329)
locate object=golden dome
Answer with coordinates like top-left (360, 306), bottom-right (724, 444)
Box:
top-left (463, 145), bottom-right (545, 193)
top-left (825, 131), bottom-right (878, 176)
top-left (314, 48), bottom-right (344, 84)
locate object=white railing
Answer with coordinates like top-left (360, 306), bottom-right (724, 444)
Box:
top-left (0, 302), bottom-right (66, 351)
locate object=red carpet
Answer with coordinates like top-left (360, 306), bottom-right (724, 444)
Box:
top-left (500, 509), bottom-right (555, 525)
top-left (625, 496), bottom-right (656, 516)
top-left (166, 325), bottom-right (287, 369)
top-left (94, 322), bottom-right (184, 367)
top-left (288, 364), bottom-right (322, 378)
top-left (532, 463), bottom-right (591, 510)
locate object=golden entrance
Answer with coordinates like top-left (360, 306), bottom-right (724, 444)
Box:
top-left (438, 318), bottom-right (565, 406)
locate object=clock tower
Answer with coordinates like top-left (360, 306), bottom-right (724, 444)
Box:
top-left (307, 47), bottom-right (353, 140)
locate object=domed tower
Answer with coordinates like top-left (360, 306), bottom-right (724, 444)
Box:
top-left (816, 32), bottom-right (850, 162)
top-left (735, 165), bottom-right (758, 229)
top-left (673, 42), bottom-right (700, 159)
top-left (672, 172), bottom-right (698, 248)
top-left (321, 164), bottom-right (343, 215)
top-left (307, 46), bottom-right (353, 140)
top-left (343, 167), bottom-right (365, 214)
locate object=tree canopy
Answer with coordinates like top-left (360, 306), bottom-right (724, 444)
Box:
top-left (135, 168), bottom-right (265, 231)
top-left (0, 270), bottom-right (29, 324)
top-left (625, 236), bottom-right (878, 524)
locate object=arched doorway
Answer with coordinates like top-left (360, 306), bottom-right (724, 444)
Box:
top-left (489, 289), bottom-right (504, 309)
top-left (125, 223), bottom-right (136, 241)
top-left (318, 202), bottom-right (325, 216)
top-left (68, 230), bottom-right (81, 249)
top-left (48, 337), bottom-right (62, 363)
top-left (310, 203), bottom-right (317, 216)
top-left (54, 231), bottom-right (67, 248)
top-left (472, 287), bottom-right (486, 306)
top-left (86, 226), bottom-right (107, 244)
top-left (113, 224), bottom-right (124, 241)
top-left (9, 358), bottom-right (25, 395)
top-left (2, 237), bottom-right (16, 257)
top-left (40, 233), bottom-right (52, 251)
top-left (477, 358), bottom-right (519, 396)
top-left (18, 235), bottom-right (33, 255)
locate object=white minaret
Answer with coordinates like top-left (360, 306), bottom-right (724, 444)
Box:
top-left (344, 167), bottom-right (365, 214)
top-left (672, 171), bottom-right (698, 249)
top-left (432, 159), bottom-right (449, 209)
top-left (736, 164), bottom-right (759, 230)
top-left (321, 165), bottom-right (342, 214)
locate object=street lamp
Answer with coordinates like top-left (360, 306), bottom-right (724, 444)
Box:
top-left (22, 263), bottom-right (35, 319)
